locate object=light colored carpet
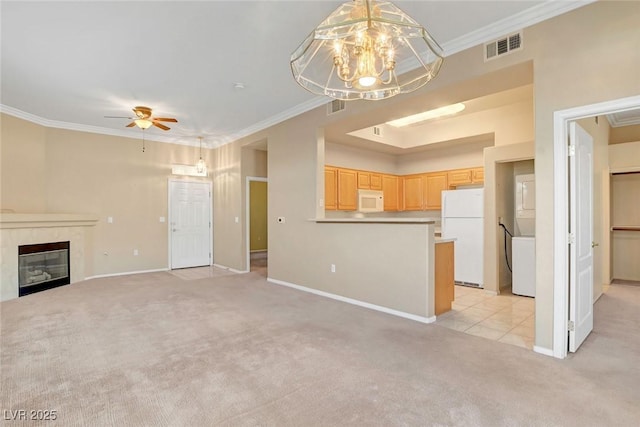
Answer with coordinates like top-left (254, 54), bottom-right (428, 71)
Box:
top-left (1, 273), bottom-right (639, 426)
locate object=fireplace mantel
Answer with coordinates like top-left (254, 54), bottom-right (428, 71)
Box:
top-left (0, 213), bottom-right (99, 229)
top-left (0, 213), bottom-right (98, 301)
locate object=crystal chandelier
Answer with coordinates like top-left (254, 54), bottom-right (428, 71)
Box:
top-left (291, 0), bottom-right (444, 101)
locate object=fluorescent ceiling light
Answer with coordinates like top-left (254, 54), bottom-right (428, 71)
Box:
top-left (386, 103), bottom-right (466, 127)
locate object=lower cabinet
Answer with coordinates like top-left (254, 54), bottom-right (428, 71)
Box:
top-left (435, 241), bottom-right (455, 315)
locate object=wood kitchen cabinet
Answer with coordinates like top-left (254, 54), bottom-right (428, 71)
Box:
top-left (424, 173), bottom-right (448, 210)
top-left (435, 240), bottom-right (455, 315)
top-left (324, 166), bottom-right (338, 210)
top-left (403, 175), bottom-right (423, 210)
top-left (448, 168), bottom-right (473, 187)
top-left (471, 167), bottom-right (484, 183)
top-left (382, 174), bottom-right (402, 211)
top-left (358, 171), bottom-right (383, 190)
top-left (447, 167), bottom-right (484, 187)
top-left (337, 168), bottom-right (358, 210)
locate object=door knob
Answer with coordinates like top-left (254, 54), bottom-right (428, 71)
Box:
top-left (591, 241), bottom-right (599, 248)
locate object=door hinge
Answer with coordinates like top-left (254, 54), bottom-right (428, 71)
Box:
top-left (209, 252), bottom-right (212, 259)
top-left (568, 232), bottom-right (575, 245)
top-left (568, 145), bottom-right (576, 157)
top-left (568, 320), bottom-right (575, 332)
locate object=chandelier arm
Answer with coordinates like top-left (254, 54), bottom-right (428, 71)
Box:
top-left (404, 37), bottom-right (434, 71)
top-left (292, 33), bottom-right (326, 79)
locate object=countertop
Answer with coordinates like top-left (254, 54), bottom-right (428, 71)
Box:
top-left (312, 218), bottom-right (436, 224)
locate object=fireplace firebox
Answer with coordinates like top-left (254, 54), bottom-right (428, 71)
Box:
top-left (18, 241), bottom-right (70, 296)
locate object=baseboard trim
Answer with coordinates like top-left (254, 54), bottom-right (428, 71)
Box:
top-left (533, 345), bottom-right (555, 357)
top-left (213, 263), bottom-right (248, 274)
top-left (267, 277), bottom-right (436, 324)
top-left (84, 268), bottom-right (169, 281)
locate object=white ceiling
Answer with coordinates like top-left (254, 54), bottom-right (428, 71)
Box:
top-left (1, 1), bottom-right (591, 148)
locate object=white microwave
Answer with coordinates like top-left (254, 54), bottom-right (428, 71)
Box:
top-left (358, 189), bottom-right (384, 212)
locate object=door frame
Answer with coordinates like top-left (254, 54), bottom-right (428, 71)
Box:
top-left (245, 176), bottom-right (268, 272)
top-left (167, 178), bottom-right (213, 270)
top-left (552, 94), bottom-right (640, 359)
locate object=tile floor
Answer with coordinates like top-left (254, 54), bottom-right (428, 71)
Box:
top-left (436, 285), bottom-right (535, 349)
top-left (169, 265), bottom-right (237, 280)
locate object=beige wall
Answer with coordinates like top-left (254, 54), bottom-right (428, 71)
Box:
top-left (0, 114), bottom-right (213, 277)
top-left (610, 124), bottom-right (640, 145)
top-left (249, 181), bottom-right (268, 252)
top-left (325, 142), bottom-right (397, 174)
top-left (1, 115), bottom-right (47, 212)
top-left (529, 1), bottom-right (640, 350)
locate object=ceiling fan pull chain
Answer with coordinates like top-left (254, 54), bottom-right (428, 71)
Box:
top-left (142, 129), bottom-right (146, 153)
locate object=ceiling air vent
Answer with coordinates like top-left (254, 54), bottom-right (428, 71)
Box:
top-left (327, 99), bottom-right (345, 115)
top-left (484, 31), bottom-right (523, 62)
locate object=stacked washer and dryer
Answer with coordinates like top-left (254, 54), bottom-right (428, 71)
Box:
top-left (512, 174), bottom-right (536, 297)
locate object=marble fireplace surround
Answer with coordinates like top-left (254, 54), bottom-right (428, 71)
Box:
top-left (0, 213), bottom-right (98, 301)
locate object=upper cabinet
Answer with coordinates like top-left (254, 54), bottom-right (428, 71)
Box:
top-left (382, 174), bottom-right (402, 211)
top-left (402, 175), bottom-right (423, 211)
top-left (471, 167), bottom-right (484, 183)
top-left (448, 169), bottom-right (472, 187)
top-left (326, 165), bottom-right (483, 212)
top-left (424, 172), bottom-right (448, 210)
top-left (358, 171), bottom-right (383, 190)
top-left (448, 167), bottom-right (484, 188)
top-left (324, 166), bottom-right (338, 210)
top-left (337, 168), bottom-right (358, 210)
top-left (403, 173), bottom-right (447, 210)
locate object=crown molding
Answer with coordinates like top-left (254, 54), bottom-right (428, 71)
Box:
top-left (223, 0), bottom-right (596, 146)
top-left (607, 111), bottom-right (640, 128)
top-left (1, 1), bottom-right (595, 150)
top-left (0, 104), bottom-right (200, 147)
top-left (442, 0), bottom-right (596, 57)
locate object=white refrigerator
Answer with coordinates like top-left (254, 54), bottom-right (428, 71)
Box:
top-left (441, 188), bottom-right (484, 288)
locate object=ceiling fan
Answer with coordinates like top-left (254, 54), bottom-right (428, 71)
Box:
top-left (105, 106), bottom-right (178, 131)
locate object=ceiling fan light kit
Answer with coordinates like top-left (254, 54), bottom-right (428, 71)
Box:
top-left (290, 0), bottom-right (444, 101)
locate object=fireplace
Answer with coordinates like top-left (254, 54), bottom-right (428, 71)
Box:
top-left (18, 241), bottom-right (70, 297)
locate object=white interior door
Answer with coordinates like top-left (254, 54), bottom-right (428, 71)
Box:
top-left (169, 181), bottom-right (211, 269)
top-left (569, 122), bottom-right (594, 352)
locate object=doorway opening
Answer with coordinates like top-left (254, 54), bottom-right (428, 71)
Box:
top-left (552, 95), bottom-right (640, 358)
top-left (168, 179), bottom-right (212, 270)
top-left (246, 177), bottom-right (268, 276)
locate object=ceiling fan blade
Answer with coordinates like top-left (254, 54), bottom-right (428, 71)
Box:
top-left (125, 122), bottom-right (136, 128)
top-left (153, 122), bottom-right (170, 131)
top-left (153, 117), bottom-right (178, 123)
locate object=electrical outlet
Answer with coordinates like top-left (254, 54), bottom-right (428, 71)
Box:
top-left (133, 249), bottom-right (139, 256)
top-left (107, 216), bottom-right (113, 223)
top-left (330, 264), bottom-right (336, 273)
top-left (498, 216), bottom-right (503, 224)
top-left (159, 216), bottom-right (166, 223)
top-left (235, 216), bottom-right (239, 223)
